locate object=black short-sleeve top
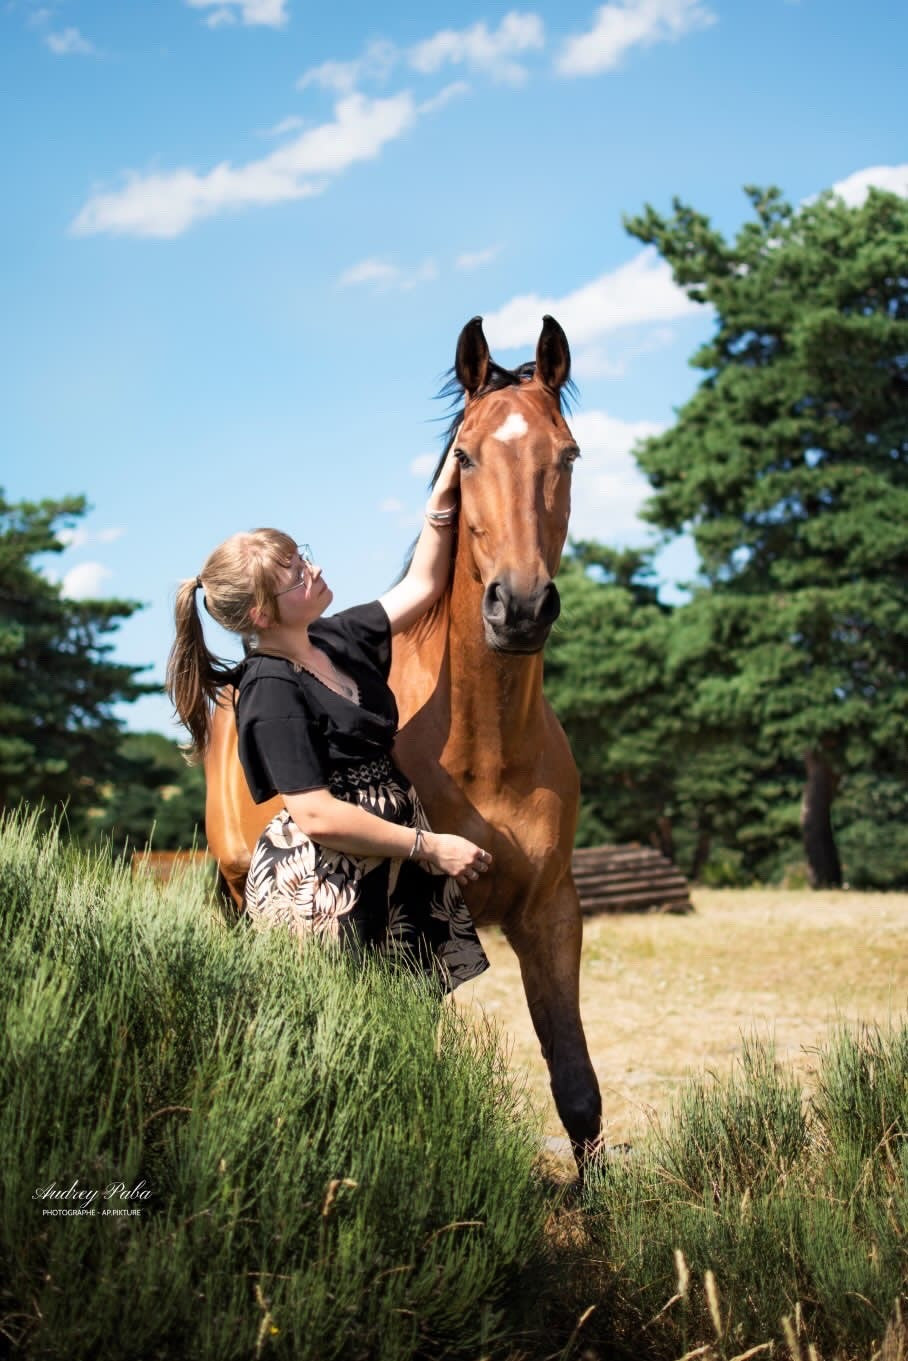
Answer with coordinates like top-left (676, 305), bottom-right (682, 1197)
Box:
top-left (234, 600), bottom-right (399, 805)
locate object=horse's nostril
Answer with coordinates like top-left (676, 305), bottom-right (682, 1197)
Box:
top-left (483, 577), bottom-right (560, 636)
top-left (483, 580), bottom-right (508, 626)
top-left (536, 581), bottom-right (560, 626)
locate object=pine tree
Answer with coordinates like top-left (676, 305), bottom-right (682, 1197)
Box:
top-left (625, 187), bottom-right (908, 886)
top-left (545, 544), bottom-right (681, 852)
top-left (0, 492), bottom-right (153, 820)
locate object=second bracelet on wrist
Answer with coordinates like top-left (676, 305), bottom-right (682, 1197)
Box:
top-left (409, 827), bottom-right (425, 860)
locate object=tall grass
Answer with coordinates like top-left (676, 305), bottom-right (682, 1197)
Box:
top-left (5, 808), bottom-right (908, 1361)
top-left (0, 810), bottom-right (553, 1360)
top-left (580, 1030), bottom-right (908, 1360)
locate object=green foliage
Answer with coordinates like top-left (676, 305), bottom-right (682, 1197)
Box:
top-left (835, 772), bottom-right (908, 890)
top-left (84, 731), bottom-right (206, 853)
top-left (581, 1028), bottom-right (908, 1360)
top-left (546, 544), bottom-right (679, 850)
top-left (572, 186), bottom-right (908, 885)
top-left (546, 545), bottom-right (803, 880)
top-left (0, 491), bottom-right (154, 822)
top-left (0, 810), bottom-right (555, 1361)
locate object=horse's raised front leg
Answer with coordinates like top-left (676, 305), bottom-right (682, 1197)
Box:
top-left (505, 876), bottom-right (602, 1174)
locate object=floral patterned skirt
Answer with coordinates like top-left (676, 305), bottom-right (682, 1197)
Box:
top-left (243, 755), bottom-right (489, 994)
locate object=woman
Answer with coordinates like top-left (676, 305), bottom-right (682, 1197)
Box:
top-left (166, 452), bottom-right (491, 994)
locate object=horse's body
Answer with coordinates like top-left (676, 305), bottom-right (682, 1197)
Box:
top-left (205, 317), bottom-right (602, 1167)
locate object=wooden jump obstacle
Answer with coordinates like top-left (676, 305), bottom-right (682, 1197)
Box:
top-left (571, 844), bottom-right (692, 915)
top-left (131, 850), bottom-right (212, 882)
top-left (133, 845), bottom-right (692, 916)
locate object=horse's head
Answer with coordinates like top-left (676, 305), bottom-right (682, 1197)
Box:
top-left (447, 314), bottom-right (578, 654)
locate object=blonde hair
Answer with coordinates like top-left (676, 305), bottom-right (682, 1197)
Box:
top-left (165, 528), bottom-right (297, 760)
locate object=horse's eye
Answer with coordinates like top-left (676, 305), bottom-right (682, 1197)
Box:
top-left (453, 448), bottom-right (474, 469)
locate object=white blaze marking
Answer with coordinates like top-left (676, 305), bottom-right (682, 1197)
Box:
top-left (492, 412), bottom-right (528, 442)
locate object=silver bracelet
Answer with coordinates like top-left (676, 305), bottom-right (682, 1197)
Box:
top-left (408, 828), bottom-right (424, 860)
top-left (426, 505), bottom-right (457, 525)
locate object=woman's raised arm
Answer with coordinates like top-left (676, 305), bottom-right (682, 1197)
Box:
top-left (378, 448), bottom-right (460, 635)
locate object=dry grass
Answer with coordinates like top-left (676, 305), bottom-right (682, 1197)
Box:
top-left (453, 887), bottom-right (908, 1147)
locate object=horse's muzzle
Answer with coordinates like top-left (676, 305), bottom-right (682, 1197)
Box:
top-left (481, 577), bottom-right (560, 653)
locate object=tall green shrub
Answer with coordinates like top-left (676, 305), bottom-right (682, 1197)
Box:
top-left (0, 811), bottom-right (551, 1361)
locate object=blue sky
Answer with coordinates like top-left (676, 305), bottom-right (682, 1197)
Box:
top-left (3, 0), bottom-right (906, 737)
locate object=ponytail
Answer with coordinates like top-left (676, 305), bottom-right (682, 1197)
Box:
top-left (165, 578), bottom-right (234, 761)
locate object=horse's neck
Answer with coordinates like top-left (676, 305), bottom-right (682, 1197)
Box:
top-left (443, 546), bottom-right (545, 771)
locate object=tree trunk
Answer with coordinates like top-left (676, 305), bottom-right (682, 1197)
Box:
top-left (801, 750), bottom-right (842, 888)
top-left (689, 826), bottom-right (712, 881)
top-left (651, 815), bottom-right (674, 863)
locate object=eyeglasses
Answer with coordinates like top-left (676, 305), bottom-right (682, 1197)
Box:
top-left (274, 544), bottom-right (315, 596)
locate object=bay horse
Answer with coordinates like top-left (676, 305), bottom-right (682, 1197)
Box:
top-left (204, 315), bottom-right (603, 1169)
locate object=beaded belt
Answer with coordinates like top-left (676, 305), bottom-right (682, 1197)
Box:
top-left (328, 756), bottom-right (395, 793)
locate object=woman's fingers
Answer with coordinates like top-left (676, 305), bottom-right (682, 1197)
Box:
top-left (458, 867), bottom-right (483, 884)
top-left (436, 836), bottom-right (492, 882)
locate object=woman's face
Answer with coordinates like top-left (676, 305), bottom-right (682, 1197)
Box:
top-left (266, 545), bottom-right (333, 630)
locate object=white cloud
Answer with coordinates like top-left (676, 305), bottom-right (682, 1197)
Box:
top-left (410, 454), bottom-right (437, 478)
top-left (418, 81), bottom-right (471, 114)
top-left (298, 38), bottom-right (396, 93)
top-left (203, 8), bottom-right (236, 27)
top-left (57, 527), bottom-right (89, 550)
top-left (260, 114), bottom-right (305, 137)
top-left (297, 57), bottom-right (360, 93)
top-left (297, 18), bottom-right (538, 103)
top-left (46, 26), bottom-right (97, 55)
top-left (57, 526), bottom-right (124, 549)
top-left (70, 93), bottom-right (416, 238)
top-left (573, 325), bottom-right (675, 379)
top-left (379, 497), bottom-right (404, 513)
top-left (566, 409), bottom-right (664, 541)
top-left (186, 0), bottom-right (289, 28)
top-left (339, 258), bottom-right (399, 287)
top-left (339, 256), bottom-right (437, 291)
top-left (400, 260), bottom-right (438, 290)
top-left (829, 164), bottom-right (908, 207)
top-left (556, 0), bottom-right (715, 77)
top-left (408, 11), bottom-right (545, 85)
top-left (61, 562), bottom-right (112, 599)
top-left (456, 245), bottom-right (501, 270)
top-left (572, 349), bottom-right (627, 379)
top-left (483, 249), bottom-right (699, 350)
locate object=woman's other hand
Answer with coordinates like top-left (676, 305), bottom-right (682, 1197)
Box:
top-left (427, 444), bottom-right (461, 510)
top-left (421, 832), bottom-right (492, 885)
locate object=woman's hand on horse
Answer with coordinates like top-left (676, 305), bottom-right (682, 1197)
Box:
top-left (421, 832), bottom-right (492, 884)
top-left (429, 447), bottom-right (461, 507)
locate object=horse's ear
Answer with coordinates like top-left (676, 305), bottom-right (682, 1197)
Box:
top-left (455, 316), bottom-right (490, 396)
top-left (536, 315), bottom-right (571, 392)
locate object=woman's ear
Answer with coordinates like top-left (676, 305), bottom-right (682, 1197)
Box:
top-left (248, 603), bottom-right (272, 631)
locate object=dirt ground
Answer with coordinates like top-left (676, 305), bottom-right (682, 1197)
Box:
top-left (452, 888), bottom-right (908, 1148)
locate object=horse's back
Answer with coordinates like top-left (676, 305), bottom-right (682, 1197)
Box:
top-left (205, 691), bottom-right (279, 905)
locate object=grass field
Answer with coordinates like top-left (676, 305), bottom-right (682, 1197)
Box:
top-left (454, 888), bottom-right (908, 1148)
top-left (4, 815), bottom-right (906, 1360)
